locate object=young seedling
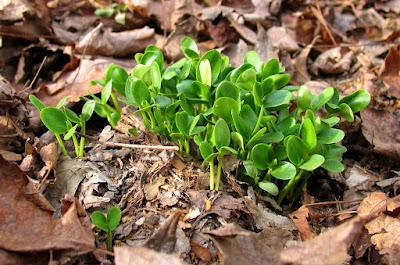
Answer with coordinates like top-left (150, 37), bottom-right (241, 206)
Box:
top-left (94, 2), bottom-right (128, 25)
top-left (90, 207), bottom-right (121, 251)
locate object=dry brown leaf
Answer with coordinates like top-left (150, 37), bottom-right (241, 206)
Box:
top-left (380, 45), bottom-right (400, 98)
top-left (115, 246), bottom-right (185, 265)
top-left (361, 108), bottom-right (400, 161)
top-left (204, 223), bottom-right (292, 265)
top-left (311, 47), bottom-right (354, 75)
top-left (266, 26), bottom-right (299, 52)
top-left (0, 156), bottom-right (95, 253)
top-left (190, 240), bottom-right (212, 262)
top-left (289, 206), bottom-right (315, 241)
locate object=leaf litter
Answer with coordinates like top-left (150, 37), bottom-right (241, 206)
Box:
top-left (1, 0), bottom-right (400, 264)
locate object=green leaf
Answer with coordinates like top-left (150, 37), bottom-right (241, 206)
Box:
top-left (107, 207), bottom-right (121, 231)
top-left (199, 59), bottom-right (212, 86)
top-left (199, 141), bottom-right (213, 160)
top-left (150, 62), bottom-right (162, 89)
top-left (244, 51), bottom-right (261, 71)
top-left (95, 7), bottom-right (114, 17)
top-left (154, 95), bottom-right (171, 108)
top-left (125, 77), bottom-right (151, 106)
top-left (299, 154), bottom-right (325, 171)
top-left (258, 181), bottom-right (279, 196)
top-left (285, 135), bottom-right (308, 166)
top-left (322, 117), bottom-right (340, 127)
top-left (324, 144), bottom-right (347, 159)
top-left (102, 81), bottom-right (112, 104)
top-left (56, 96), bottom-right (70, 109)
top-left (29, 95), bottom-right (46, 111)
top-left (64, 108), bottom-right (81, 123)
top-left (212, 119), bottom-right (231, 150)
top-left (339, 103), bottom-right (354, 122)
top-left (40, 108), bottom-right (68, 134)
top-left (250, 143), bottom-right (274, 170)
top-left (231, 132), bottom-right (245, 151)
top-left (321, 159), bottom-right (344, 172)
top-left (64, 124), bottom-right (78, 140)
top-left (236, 68), bottom-right (257, 91)
top-left (271, 162), bottom-right (296, 180)
top-left (176, 112), bottom-right (193, 136)
top-left (311, 87), bottom-right (334, 110)
top-left (317, 128), bottom-right (345, 144)
top-left (243, 160), bottom-right (258, 178)
top-left (110, 66), bottom-right (128, 95)
top-left (215, 81), bottom-right (240, 101)
top-left (261, 58), bottom-right (280, 78)
top-left (269, 74), bottom-right (291, 89)
top-left (213, 97), bottom-right (240, 123)
top-left (189, 115), bottom-right (201, 135)
top-left (246, 127), bottom-right (267, 150)
top-left (199, 50), bottom-right (222, 84)
top-left (297, 86), bottom-right (312, 109)
top-left (180, 37), bottom-right (200, 59)
top-left (263, 90), bottom-right (291, 109)
top-left (115, 12), bottom-right (125, 25)
top-left (339, 89), bottom-right (370, 113)
top-left (91, 211), bottom-right (109, 232)
top-left (232, 105), bottom-right (257, 139)
top-left (301, 118), bottom-right (317, 150)
top-left (81, 100), bottom-right (96, 122)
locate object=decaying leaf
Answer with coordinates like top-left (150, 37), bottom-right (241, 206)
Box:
top-left (289, 206), bottom-right (315, 241)
top-left (311, 47), bottom-right (354, 75)
top-left (204, 223), bottom-right (293, 265)
top-left (380, 45), bottom-right (400, 98)
top-left (114, 246), bottom-right (185, 265)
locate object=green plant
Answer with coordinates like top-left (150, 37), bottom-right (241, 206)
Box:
top-left (29, 95), bottom-right (95, 158)
top-left (90, 207), bottom-right (121, 251)
top-left (94, 2), bottom-right (128, 25)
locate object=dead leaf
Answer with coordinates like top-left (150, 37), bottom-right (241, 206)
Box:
top-left (345, 164), bottom-right (380, 191)
top-left (311, 47), bottom-right (354, 75)
top-left (190, 240), bottom-right (212, 262)
top-left (289, 206), bottom-right (315, 241)
top-left (361, 108), bottom-right (400, 161)
top-left (204, 223), bottom-right (292, 265)
top-left (266, 26), bottom-right (299, 52)
top-left (144, 212), bottom-right (182, 253)
top-left (114, 246), bottom-right (185, 265)
top-left (37, 142), bottom-right (58, 180)
top-left (380, 46), bottom-right (400, 98)
top-left (0, 156), bottom-right (94, 253)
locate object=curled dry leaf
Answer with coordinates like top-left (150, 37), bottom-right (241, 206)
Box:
top-left (361, 108), bottom-right (400, 161)
top-left (379, 45), bottom-right (400, 98)
top-left (289, 205), bottom-right (315, 241)
top-left (311, 47), bottom-right (354, 75)
top-left (266, 26), bottom-right (299, 52)
top-left (0, 156), bottom-right (94, 254)
top-left (204, 223), bottom-right (293, 265)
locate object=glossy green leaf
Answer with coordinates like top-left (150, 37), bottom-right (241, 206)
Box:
top-left (339, 89), bottom-right (370, 113)
top-left (250, 143), bottom-right (274, 170)
top-left (271, 161), bottom-right (296, 180)
top-left (270, 74), bottom-right (291, 89)
top-left (154, 95), bottom-right (171, 108)
top-left (107, 207), bottom-right (121, 231)
top-left (322, 159), bottom-right (344, 172)
top-left (102, 81), bottom-right (112, 104)
top-left (317, 128), bottom-right (345, 144)
top-left (263, 90), bottom-right (291, 109)
top-left (297, 86), bottom-right (312, 109)
top-left (261, 58), bottom-right (280, 78)
top-left (339, 103), bottom-right (354, 122)
top-left (322, 117), bottom-right (340, 127)
top-left (199, 50), bottom-right (222, 84)
top-left (232, 105), bottom-right (257, 139)
top-left (150, 62), bottom-right (162, 89)
top-left (125, 77), bottom-right (151, 106)
top-left (110, 66), bottom-right (128, 95)
top-left (311, 87), bottom-right (334, 110)
top-left (199, 141), bottom-right (213, 160)
top-left (243, 160), bottom-right (258, 178)
top-left (285, 135), bottom-right (308, 165)
top-left (235, 68), bottom-right (256, 91)
top-left (213, 97), bottom-right (240, 122)
top-left (199, 59), bottom-right (212, 86)
top-left (215, 81), bottom-right (240, 101)
top-left (95, 7), bottom-right (114, 17)
top-left (180, 37), bottom-right (200, 59)
top-left (108, 111), bottom-right (121, 128)
top-left (301, 118), bottom-right (317, 150)
top-left (258, 181), bottom-right (279, 196)
top-left (40, 108), bottom-right (68, 134)
top-left (29, 95), bottom-right (46, 111)
top-left (64, 124), bottom-right (78, 140)
top-left (91, 211), bottom-right (109, 232)
top-left (299, 154), bottom-right (325, 171)
top-left (231, 132), bottom-right (245, 151)
top-left (176, 112), bottom-right (193, 136)
top-left (212, 119), bottom-right (231, 150)
top-left (81, 100), bottom-right (96, 122)
top-left (56, 96), bottom-right (70, 109)
top-left (324, 144), bottom-right (347, 159)
top-left (244, 51), bottom-right (261, 71)
top-left (64, 108), bottom-right (80, 123)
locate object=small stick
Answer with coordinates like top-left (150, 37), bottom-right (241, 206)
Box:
top-left (303, 199), bottom-right (362, 207)
top-left (101, 141), bottom-right (179, 151)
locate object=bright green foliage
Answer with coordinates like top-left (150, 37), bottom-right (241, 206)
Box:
top-left (30, 37), bottom-right (371, 204)
top-left (91, 207), bottom-right (121, 250)
top-left (94, 2), bottom-right (128, 25)
top-left (29, 95), bottom-right (95, 158)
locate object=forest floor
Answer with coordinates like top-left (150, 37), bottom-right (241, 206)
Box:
top-left (1, 0), bottom-right (400, 264)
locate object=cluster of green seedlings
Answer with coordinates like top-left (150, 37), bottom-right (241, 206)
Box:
top-left (30, 37), bottom-right (370, 204)
top-left (94, 1), bottom-right (128, 25)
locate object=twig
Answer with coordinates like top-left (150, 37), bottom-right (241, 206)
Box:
top-left (303, 199), bottom-right (362, 207)
top-left (94, 248), bottom-right (114, 257)
top-left (101, 141), bottom-right (179, 151)
top-left (21, 55), bottom-right (48, 93)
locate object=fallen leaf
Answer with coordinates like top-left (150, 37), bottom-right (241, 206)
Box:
top-left (311, 47), bottom-right (354, 75)
top-left (204, 223), bottom-right (292, 265)
top-left (0, 156), bottom-right (94, 253)
top-left (345, 164), bottom-right (380, 191)
top-left (380, 45), bottom-right (400, 98)
top-left (266, 26), bottom-right (299, 52)
top-left (114, 246), bottom-right (185, 265)
top-left (289, 206), bottom-right (315, 241)
top-left (361, 108), bottom-right (400, 160)
top-left (190, 240), bottom-right (212, 262)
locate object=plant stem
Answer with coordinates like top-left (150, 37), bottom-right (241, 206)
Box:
top-left (209, 160), bottom-right (215, 190)
top-left (79, 122), bottom-right (86, 157)
top-left (71, 134), bottom-right (80, 157)
top-left (106, 231), bottom-right (113, 251)
top-left (184, 138), bottom-right (190, 155)
top-left (141, 112), bottom-right (149, 128)
top-left (178, 139), bottom-right (183, 155)
top-left (277, 169), bottom-right (303, 205)
top-left (215, 159), bottom-right (223, 191)
top-left (55, 133), bottom-right (68, 156)
top-left (110, 92), bottom-right (121, 112)
top-left (146, 110), bottom-right (156, 129)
